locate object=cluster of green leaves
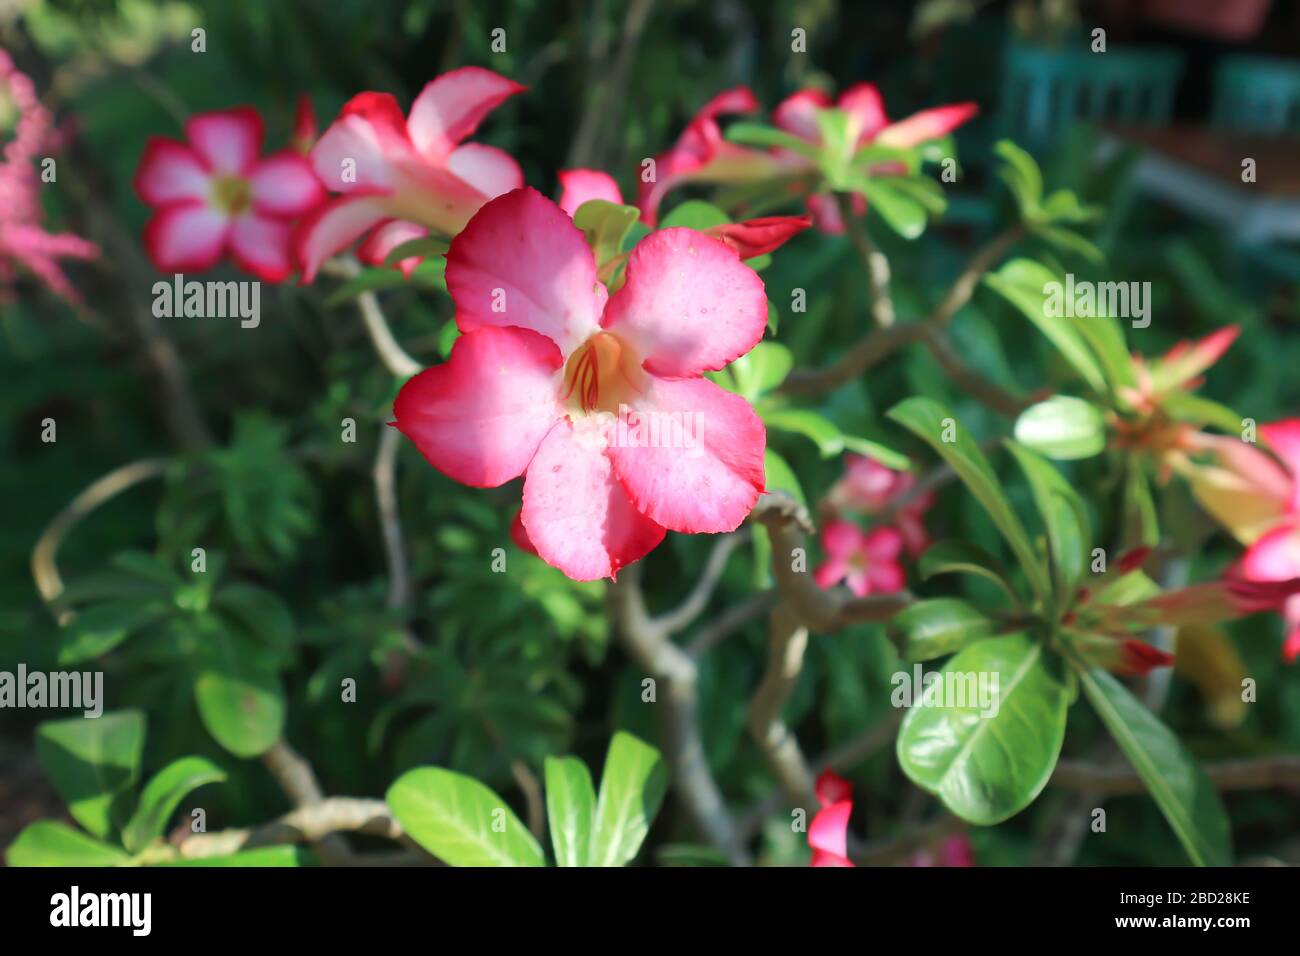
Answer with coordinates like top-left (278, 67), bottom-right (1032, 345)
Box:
top-left (885, 397), bottom-right (1232, 865)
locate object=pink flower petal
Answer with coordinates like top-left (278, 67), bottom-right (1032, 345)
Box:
top-left (406, 66), bottom-right (525, 160)
top-left (601, 228), bottom-right (766, 378)
top-left (810, 849), bottom-right (855, 867)
top-left (292, 194), bottom-right (389, 282)
top-left (249, 150), bottom-right (326, 218)
top-left (142, 202), bottom-right (230, 273)
top-left (521, 418), bottom-right (666, 581)
top-left (606, 375), bottom-right (765, 534)
top-left (557, 168), bottom-right (624, 216)
top-left (310, 92), bottom-right (412, 194)
top-left (865, 559), bottom-right (906, 594)
top-left (1240, 522), bottom-right (1300, 582)
top-left (356, 219), bottom-right (429, 277)
top-left (773, 88), bottom-right (833, 142)
top-left (844, 567), bottom-right (873, 597)
top-left (134, 137), bottom-right (212, 207)
top-left (228, 213), bottom-right (294, 282)
top-left (805, 191), bottom-right (847, 235)
top-left (293, 93), bottom-right (317, 154)
top-left (814, 557), bottom-right (849, 590)
top-left (185, 107), bottom-right (264, 176)
top-left (876, 102), bottom-right (978, 148)
top-left (510, 508), bottom-right (539, 556)
top-left (1262, 419), bottom-right (1300, 510)
top-left (838, 83), bottom-right (889, 143)
top-left (821, 519), bottom-right (867, 560)
top-left (808, 800), bottom-right (852, 858)
top-left (706, 215), bottom-right (811, 259)
top-left (815, 769), bottom-right (853, 806)
top-left (393, 326), bottom-right (563, 487)
top-left (445, 187), bottom-right (603, 358)
top-left (446, 142), bottom-right (524, 199)
top-left (863, 525), bottom-right (904, 561)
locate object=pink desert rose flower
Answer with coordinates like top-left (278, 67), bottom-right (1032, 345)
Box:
top-left (814, 520), bottom-right (906, 597)
top-left (135, 106), bottom-right (325, 282)
top-left (809, 769), bottom-right (854, 867)
top-left (909, 834), bottom-right (975, 867)
top-left (557, 166), bottom-right (811, 261)
top-left (636, 87), bottom-right (786, 226)
top-left (772, 84), bottom-right (977, 234)
top-left (295, 67), bottom-right (525, 281)
top-left (392, 187), bottom-right (769, 582)
top-left (826, 453), bottom-right (933, 556)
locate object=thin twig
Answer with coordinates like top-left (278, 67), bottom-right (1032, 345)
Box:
top-left (321, 258), bottom-right (423, 379)
top-left (372, 425), bottom-right (412, 614)
top-left (652, 528), bottom-right (750, 635)
top-left (686, 590), bottom-right (777, 657)
top-left (174, 797), bottom-right (404, 859)
top-left (748, 603), bottom-right (817, 808)
top-left (1051, 755), bottom-right (1300, 796)
top-left (837, 192), bottom-right (895, 328)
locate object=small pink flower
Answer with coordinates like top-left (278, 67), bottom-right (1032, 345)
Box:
top-left (558, 167), bottom-right (810, 261)
top-left (635, 87), bottom-right (786, 226)
top-left (909, 834), bottom-right (975, 867)
top-left (813, 521), bottom-right (906, 597)
top-left (135, 106), bottom-right (325, 282)
top-left (296, 67), bottom-right (525, 281)
top-left (827, 454), bottom-right (932, 557)
top-left (773, 84), bottom-right (977, 234)
top-left (392, 187), bottom-right (769, 581)
top-left (809, 769), bottom-right (854, 867)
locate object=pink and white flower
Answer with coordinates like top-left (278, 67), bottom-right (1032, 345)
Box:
top-left (826, 453), bottom-right (933, 556)
top-left (813, 521), bottom-right (906, 597)
top-left (295, 67), bottom-right (525, 281)
top-left (392, 187), bottom-right (770, 581)
top-left (134, 106), bottom-right (324, 282)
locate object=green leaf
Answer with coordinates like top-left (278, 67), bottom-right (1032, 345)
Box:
top-left (193, 624), bottom-right (285, 758)
top-left (211, 583), bottom-right (294, 658)
top-left (918, 540), bottom-right (1021, 607)
top-left (382, 236), bottom-right (449, 267)
top-left (56, 600), bottom-right (168, 665)
top-left (1067, 310), bottom-right (1136, 391)
top-left (762, 448), bottom-right (805, 507)
top-left (35, 710), bottom-right (144, 840)
top-left (728, 340), bottom-right (793, 401)
top-left (1034, 224), bottom-right (1104, 264)
top-left (573, 199), bottom-right (641, 267)
top-left (1013, 396), bottom-right (1106, 460)
top-left (659, 199), bottom-right (730, 231)
top-left (590, 732), bottom-right (667, 867)
top-left (324, 267), bottom-right (409, 307)
top-left (122, 756), bottom-right (227, 853)
top-left (544, 756), bottom-right (597, 867)
top-left (984, 259), bottom-right (1108, 394)
top-left (839, 434), bottom-right (912, 470)
top-left (6, 820), bottom-right (129, 867)
top-left (1123, 458), bottom-right (1160, 549)
top-left (994, 139), bottom-right (1043, 213)
top-left (158, 846), bottom-right (313, 867)
top-left (897, 634), bottom-right (1071, 824)
top-left (888, 598), bottom-right (995, 661)
top-left (386, 767), bottom-right (545, 867)
top-left (1075, 666), bottom-right (1232, 866)
top-left (857, 179), bottom-right (927, 239)
top-left (1006, 441), bottom-right (1090, 605)
top-left (725, 122), bottom-right (821, 158)
top-left (764, 408), bottom-right (844, 458)
top-left (887, 397), bottom-right (1050, 603)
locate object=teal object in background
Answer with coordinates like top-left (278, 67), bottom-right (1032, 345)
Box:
top-left (1212, 55), bottom-right (1300, 134)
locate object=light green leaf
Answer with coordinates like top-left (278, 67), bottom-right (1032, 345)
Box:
top-left (193, 625), bottom-right (285, 758)
top-left (590, 732), bottom-right (667, 867)
top-left (1013, 396), bottom-right (1106, 460)
top-left (56, 600), bottom-right (168, 665)
top-left (725, 122), bottom-right (821, 158)
top-left (122, 756), bottom-right (227, 853)
top-left (984, 259), bottom-right (1108, 394)
top-left (386, 767), bottom-right (545, 867)
top-left (544, 756), bottom-right (597, 867)
top-left (212, 583), bottom-right (294, 658)
top-left (918, 540), bottom-right (1021, 607)
top-left (1075, 666), bottom-right (1232, 866)
top-left (382, 236), bottom-right (449, 266)
top-left (897, 633), bottom-right (1070, 824)
top-left (888, 598), bottom-right (995, 661)
top-left (887, 397), bottom-right (1050, 603)
top-left (1006, 441), bottom-right (1090, 604)
top-left (857, 179), bottom-right (927, 239)
top-left (573, 199), bottom-right (641, 267)
top-left (35, 710), bottom-right (144, 841)
top-left (158, 846), bottom-right (313, 867)
top-left (764, 408), bottom-right (844, 458)
top-left (660, 199), bottom-right (730, 231)
top-left (728, 340), bottom-right (793, 401)
top-left (6, 820), bottom-right (129, 867)
top-left (839, 435), bottom-right (912, 470)
top-left (994, 139), bottom-right (1043, 213)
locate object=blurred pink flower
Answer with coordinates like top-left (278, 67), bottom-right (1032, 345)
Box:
top-left (814, 520), bottom-right (906, 597)
top-left (809, 769), bottom-right (854, 867)
top-left (0, 50), bottom-right (98, 305)
top-left (827, 454), bottom-right (932, 557)
top-left (909, 834), bottom-right (975, 867)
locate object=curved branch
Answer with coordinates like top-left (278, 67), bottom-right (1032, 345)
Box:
top-left (748, 603), bottom-right (817, 808)
top-left (652, 528), bottom-right (750, 635)
top-left (322, 258), bottom-right (423, 379)
top-left (1051, 755), bottom-right (1300, 796)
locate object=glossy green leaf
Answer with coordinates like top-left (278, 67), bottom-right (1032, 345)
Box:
top-left (1013, 396), bottom-right (1106, 460)
top-left (887, 397), bottom-right (1050, 603)
top-left (857, 179), bottom-right (926, 239)
top-left (994, 139), bottom-right (1043, 213)
top-left (984, 259), bottom-right (1108, 394)
top-left (1076, 666), bottom-right (1232, 866)
top-left (897, 633), bottom-right (1070, 824)
top-left (762, 448), bottom-right (805, 507)
top-left (839, 434), bottom-right (912, 470)
top-left (56, 600), bottom-right (168, 665)
top-left (1006, 441), bottom-right (1090, 603)
top-left (382, 236), bottom-right (449, 266)
top-left (6, 821), bottom-right (128, 867)
top-left (193, 625), bottom-right (285, 758)
top-left (386, 767), bottom-right (545, 867)
top-left (159, 846), bottom-right (313, 867)
top-left (659, 199), bottom-right (730, 231)
top-left (590, 732), bottom-right (667, 867)
top-left (35, 710), bottom-right (144, 840)
top-left (725, 122), bottom-right (821, 158)
top-left (918, 540), bottom-right (1021, 607)
top-left (888, 598), bottom-right (995, 661)
top-left (764, 408), bottom-right (844, 458)
top-left (573, 199), bottom-right (641, 267)
top-left (544, 755), bottom-right (597, 867)
top-left (728, 340), bottom-right (793, 401)
top-left (122, 756), bottom-right (227, 853)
